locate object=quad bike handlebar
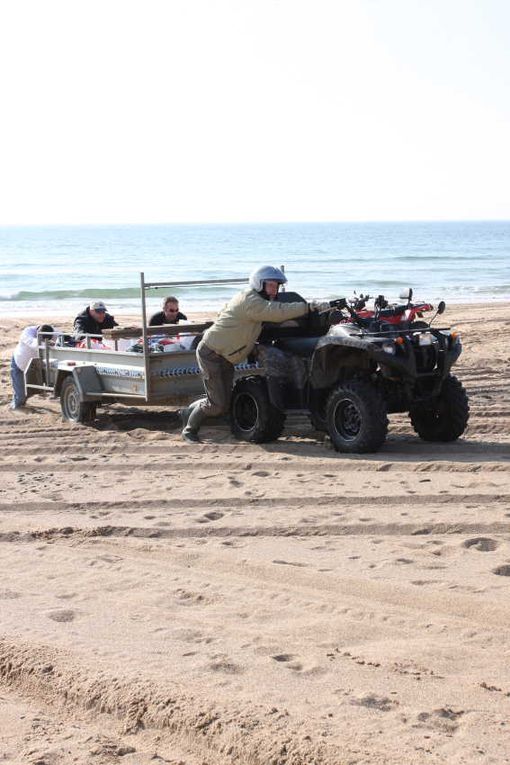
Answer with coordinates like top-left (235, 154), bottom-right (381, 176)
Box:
top-left (328, 297), bottom-right (348, 310)
top-left (320, 292), bottom-right (443, 332)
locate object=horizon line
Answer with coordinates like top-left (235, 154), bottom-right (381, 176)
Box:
top-left (1, 218), bottom-right (510, 228)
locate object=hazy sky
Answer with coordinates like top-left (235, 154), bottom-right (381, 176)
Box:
top-left (1, 0), bottom-right (509, 225)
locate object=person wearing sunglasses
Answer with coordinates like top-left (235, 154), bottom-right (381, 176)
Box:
top-left (149, 296), bottom-right (187, 326)
top-left (73, 300), bottom-right (118, 342)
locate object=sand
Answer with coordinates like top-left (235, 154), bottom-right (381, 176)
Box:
top-left (0, 302), bottom-right (509, 765)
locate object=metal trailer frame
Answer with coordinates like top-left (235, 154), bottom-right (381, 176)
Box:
top-left (25, 271), bottom-right (257, 413)
top-left (137, 271), bottom-right (248, 402)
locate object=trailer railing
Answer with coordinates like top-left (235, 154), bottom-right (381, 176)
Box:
top-left (25, 269), bottom-right (286, 405)
top-left (137, 272), bottom-right (249, 400)
top-left (26, 266), bottom-right (290, 402)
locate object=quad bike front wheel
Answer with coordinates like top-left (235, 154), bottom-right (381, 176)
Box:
top-left (409, 374), bottom-right (469, 442)
top-left (326, 379), bottom-right (388, 453)
top-left (230, 377), bottom-right (286, 443)
top-left (60, 376), bottom-right (97, 424)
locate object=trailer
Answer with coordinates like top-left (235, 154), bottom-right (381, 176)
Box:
top-left (25, 273), bottom-right (260, 424)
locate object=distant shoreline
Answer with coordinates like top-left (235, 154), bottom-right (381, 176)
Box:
top-left (3, 302), bottom-right (509, 328)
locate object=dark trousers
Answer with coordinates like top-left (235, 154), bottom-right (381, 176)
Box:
top-left (184, 341), bottom-right (234, 434)
top-left (196, 341), bottom-right (234, 416)
top-left (10, 356), bottom-right (26, 407)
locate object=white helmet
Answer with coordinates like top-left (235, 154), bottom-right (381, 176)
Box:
top-left (249, 265), bottom-right (288, 292)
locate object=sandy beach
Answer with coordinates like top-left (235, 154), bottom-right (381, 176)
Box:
top-left (0, 302), bottom-right (509, 765)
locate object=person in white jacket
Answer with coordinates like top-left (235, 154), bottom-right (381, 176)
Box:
top-left (10, 324), bottom-right (54, 409)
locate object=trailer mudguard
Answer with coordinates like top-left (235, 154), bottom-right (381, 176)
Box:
top-left (70, 365), bottom-right (104, 402)
top-left (24, 357), bottom-right (44, 399)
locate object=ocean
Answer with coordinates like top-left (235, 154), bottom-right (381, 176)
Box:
top-left (1, 221), bottom-right (509, 318)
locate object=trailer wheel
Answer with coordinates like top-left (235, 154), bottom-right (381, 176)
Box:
top-left (60, 376), bottom-right (97, 424)
top-left (230, 377), bottom-right (285, 443)
top-left (326, 379), bottom-right (388, 453)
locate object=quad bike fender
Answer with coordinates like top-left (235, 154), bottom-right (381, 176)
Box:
top-left (424, 344), bottom-right (462, 397)
top-left (311, 335), bottom-right (373, 388)
top-left (310, 335), bottom-right (416, 388)
top-left (442, 343), bottom-right (462, 375)
top-left (266, 376), bottom-right (286, 411)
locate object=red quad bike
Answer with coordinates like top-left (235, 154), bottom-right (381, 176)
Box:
top-left (347, 290), bottom-right (434, 328)
top-left (229, 288), bottom-right (470, 453)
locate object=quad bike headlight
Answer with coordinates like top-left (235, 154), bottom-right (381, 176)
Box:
top-left (417, 332), bottom-right (434, 346)
top-left (381, 340), bottom-right (396, 355)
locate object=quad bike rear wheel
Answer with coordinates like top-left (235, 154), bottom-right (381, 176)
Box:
top-left (326, 379), bottom-right (388, 453)
top-left (230, 377), bottom-right (286, 443)
top-left (409, 374), bottom-right (469, 442)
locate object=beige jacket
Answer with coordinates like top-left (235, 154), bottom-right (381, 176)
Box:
top-left (202, 289), bottom-right (309, 364)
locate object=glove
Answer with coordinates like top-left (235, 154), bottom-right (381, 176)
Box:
top-left (309, 300), bottom-right (331, 312)
top-left (329, 297), bottom-right (347, 310)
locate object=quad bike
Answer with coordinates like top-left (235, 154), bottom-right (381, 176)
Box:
top-left (229, 288), bottom-right (470, 453)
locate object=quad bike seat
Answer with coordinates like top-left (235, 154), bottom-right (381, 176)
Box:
top-left (259, 291), bottom-right (310, 343)
top-left (276, 291), bottom-right (307, 304)
top-left (274, 336), bottom-right (320, 357)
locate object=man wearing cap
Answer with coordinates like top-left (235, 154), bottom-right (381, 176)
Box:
top-left (10, 324), bottom-right (55, 409)
top-left (73, 301), bottom-right (118, 341)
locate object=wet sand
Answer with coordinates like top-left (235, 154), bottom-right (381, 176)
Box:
top-left (0, 303), bottom-right (509, 764)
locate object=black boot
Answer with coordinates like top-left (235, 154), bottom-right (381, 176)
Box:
top-left (182, 429), bottom-right (201, 444)
top-left (182, 402), bottom-right (205, 444)
top-left (179, 398), bottom-right (205, 429)
top-left (179, 406), bottom-right (193, 429)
